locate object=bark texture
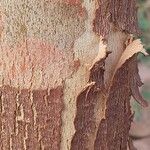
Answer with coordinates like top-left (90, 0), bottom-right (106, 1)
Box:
top-left (71, 0), bottom-right (148, 150)
top-left (0, 86), bottom-right (63, 149)
top-left (93, 0), bottom-right (140, 37)
top-left (0, 1), bottom-right (98, 149)
top-left (0, 0), bottom-right (147, 150)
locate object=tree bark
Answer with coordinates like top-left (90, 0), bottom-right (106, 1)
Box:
top-left (0, 0), bottom-right (147, 150)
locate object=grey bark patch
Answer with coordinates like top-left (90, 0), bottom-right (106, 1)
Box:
top-left (1, 1), bottom-right (86, 50)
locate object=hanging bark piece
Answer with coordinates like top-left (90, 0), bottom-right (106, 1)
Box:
top-left (94, 35), bottom-right (148, 149)
top-left (94, 53), bottom-right (147, 150)
top-left (93, 3), bottom-right (148, 146)
top-left (71, 30), bottom-right (148, 149)
top-left (129, 55), bottom-right (148, 107)
top-left (71, 52), bottom-right (107, 150)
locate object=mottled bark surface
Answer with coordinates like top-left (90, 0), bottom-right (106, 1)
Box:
top-left (0, 0), bottom-right (147, 150)
top-left (0, 1), bottom-right (98, 150)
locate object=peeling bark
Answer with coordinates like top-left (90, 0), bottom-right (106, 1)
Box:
top-left (94, 55), bottom-right (135, 150)
top-left (71, 55), bottom-right (106, 150)
top-left (0, 0), bottom-right (148, 150)
top-left (71, 0), bottom-right (148, 150)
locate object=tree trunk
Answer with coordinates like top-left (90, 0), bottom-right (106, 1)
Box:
top-left (0, 0), bottom-right (147, 150)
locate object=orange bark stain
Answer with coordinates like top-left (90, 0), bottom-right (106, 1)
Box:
top-left (63, 0), bottom-right (85, 17)
top-left (64, 0), bottom-right (81, 5)
top-left (73, 59), bottom-right (81, 72)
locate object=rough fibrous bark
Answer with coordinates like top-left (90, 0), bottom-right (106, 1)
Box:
top-left (0, 0), bottom-right (148, 150)
top-left (94, 56), bottom-right (135, 150)
top-left (93, 0), bottom-right (140, 37)
top-left (71, 0), bottom-right (148, 150)
top-left (0, 86), bottom-right (63, 149)
top-left (71, 55), bottom-right (106, 150)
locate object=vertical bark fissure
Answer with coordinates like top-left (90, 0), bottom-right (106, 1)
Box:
top-left (0, 86), bottom-right (18, 150)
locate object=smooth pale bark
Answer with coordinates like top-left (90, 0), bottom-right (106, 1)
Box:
top-left (0, 0), bottom-right (147, 150)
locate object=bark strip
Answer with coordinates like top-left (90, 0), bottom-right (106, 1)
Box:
top-left (71, 0), bottom-right (147, 149)
top-left (71, 54), bottom-right (107, 150)
top-left (94, 55), bottom-right (134, 150)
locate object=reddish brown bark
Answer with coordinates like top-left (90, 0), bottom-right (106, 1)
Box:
top-left (0, 0), bottom-right (147, 150)
top-left (93, 0), bottom-right (140, 37)
top-left (71, 0), bottom-right (147, 150)
top-left (0, 86), bottom-right (63, 150)
top-left (71, 55), bottom-right (106, 150)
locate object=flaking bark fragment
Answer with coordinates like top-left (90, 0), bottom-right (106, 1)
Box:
top-left (71, 55), bottom-right (106, 150)
top-left (71, 33), bottom-right (148, 149)
top-left (94, 56), bottom-right (134, 150)
top-left (94, 54), bottom-right (148, 150)
top-left (129, 54), bottom-right (148, 107)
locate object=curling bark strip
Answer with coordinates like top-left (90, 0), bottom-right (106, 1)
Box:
top-left (71, 0), bottom-right (148, 149)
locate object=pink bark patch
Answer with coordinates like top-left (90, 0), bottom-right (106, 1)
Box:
top-left (0, 38), bottom-right (74, 89)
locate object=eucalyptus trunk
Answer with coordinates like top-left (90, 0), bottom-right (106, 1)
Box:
top-left (0, 0), bottom-right (147, 150)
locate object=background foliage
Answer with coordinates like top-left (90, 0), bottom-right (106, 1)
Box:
top-left (132, 0), bottom-right (150, 120)
top-left (131, 0), bottom-right (150, 149)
